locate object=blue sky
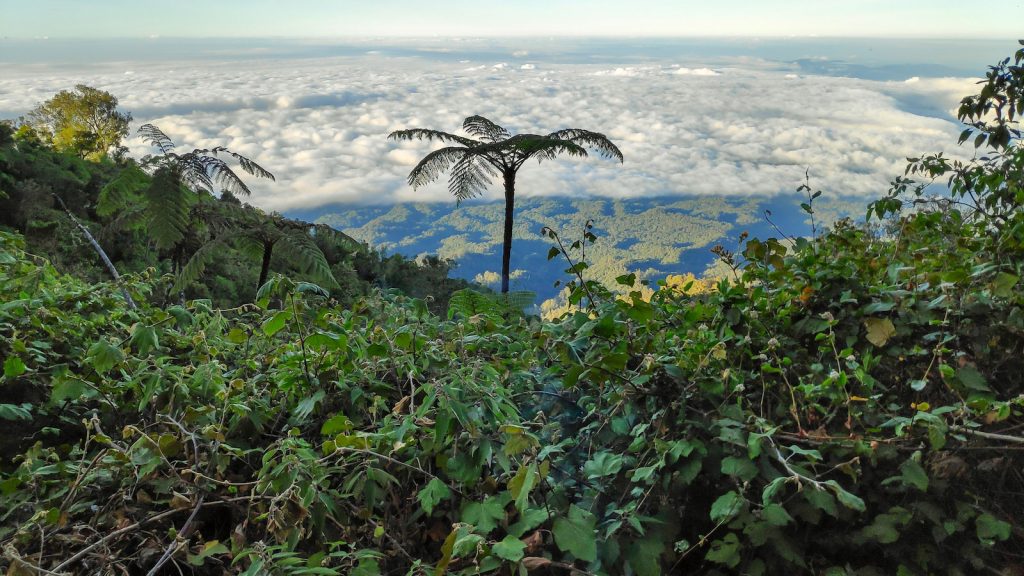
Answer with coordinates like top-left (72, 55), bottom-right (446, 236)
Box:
top-left (2, 0), bottom-right (1022, 38)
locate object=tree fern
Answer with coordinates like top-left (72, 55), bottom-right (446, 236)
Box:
top-left (388, 116), bottom-right (622, 293)
top-left (276, 229), bottom-right (338, 289)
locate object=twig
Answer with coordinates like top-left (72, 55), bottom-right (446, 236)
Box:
top-left (953, 426), bottom-right (1024, 445)
top-left (144, 494), bottom-right (206, 576)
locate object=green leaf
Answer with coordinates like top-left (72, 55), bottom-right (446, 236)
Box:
top-left (462, 494), bottom-right (510, 535)
top-left (705, 533), bottom-right (741, 568)
top-left (710, 491), bottom-right (743, 523)
top-left (552, 504), bottom-right (597, 562)
top-left (508, 463), bottom-right (537, 514)
top-left (976, 513), bottom-right (1011, 543)
top-left (417, 478), bottom-right (451, 515)
top-left (0, 403), bottom-right (31, 421)
top-left (187, 540), bottom-right (229, 566)
top-left (583, 451), bottom-right (623, 479)
top-left (626, 537), bottom-right (665, 576)
top-left (320, 415), bottom-right (353, 436)
top-left (956, 366), bottom-right (990, 392)
top-left (87, 340), bottom-right (124, 373)
top-left (129, 324), bottom-right (159, 355)
top-left (824, 481), bottom-right (865, 512)
top-left (721, 456), bottom-right (759, 482)
top-left (3, 356), bottom-right (26, 378)
top-left (351, 557), bottom-right (382, 576)
top-left (491, 535), bottom-right (526, 562)
top-left (762, 503), bottom-right (793, 526)
top-left (898, 458), bottom-right (929, 492)
top-left (262, 309), bottom-right (292, 337)
top-left (508, 507), bottom-right (548, 538)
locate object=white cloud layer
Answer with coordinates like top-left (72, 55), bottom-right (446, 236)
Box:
top-left (0, 54), bottom-right (978, 212)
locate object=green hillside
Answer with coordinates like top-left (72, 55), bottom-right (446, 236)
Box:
top-left (1, 40), bottom-right (1023, 576)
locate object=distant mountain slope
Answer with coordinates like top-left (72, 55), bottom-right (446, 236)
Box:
top-left (290, 194), bottom-right (865, 302)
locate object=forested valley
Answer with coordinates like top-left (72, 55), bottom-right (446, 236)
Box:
top-left (1, 41), bottom-right (1023, 575)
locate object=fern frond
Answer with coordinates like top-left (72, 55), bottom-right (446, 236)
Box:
top-left (101, 204), bottom-right (146, 238)
top-left (277, 230), bottom-right (338, 288)
top-left (195, 146), bottom-right (276, 181)
top-left (407, 147), bottom-right (471, 189)
top-left (312, 223), bottom-right (361, 251)
top-left (462, 116), bottom-right (511, 143)
top-left (172, 235), bottom-right (227, 292)
top-left (137, 124), bottom-right (176, 155)
top-left (388, 129), bottom-right (479, 148)
top-left (545, 129), bottom-right (624, 162)
top-left (498, 290), bottom-right (537, 312)
top-left (97, 164), bottom-right (149, 217)
top-left (447, 288), bottom-right (503, 321)
top-left (506, 134), bottom-right (589, 164)
top-left (146, 169), bottom-right (191, 251)
top-left (235, 234), bottom-right (266, 261)
top-left (449, 153), bottom-right (498, 201)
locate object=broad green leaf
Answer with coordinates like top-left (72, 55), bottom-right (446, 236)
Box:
top-left (824, 481), bottom-right (865, 512)
top-left (710, 491), bottom-right (743, 523)
top-left (762, 503), bottom-right (793, 526)
top-left (956, 366), bottom-right (990, 392)
top-left (705, 533), bottom-right (741, 568)
top-left (262, 309), bottom-right (292, 336)
top-left (899, 458), bottom-right (929, 492)
top-left (583, 451), bottom-right (623, 479)
top-left (491, 535), bottom-right (526, 562)
top-left (87, 340), bottom-right (124, 373)
top-left (508, 463), bottom-right (537, 514)
top-left (3, 356), bottom-right (26, 378)
top-left (129, 324), bottom-right (159, 355)
top-left (976, 513), bottom-right (1011, 543)
top-left (462, 494), bottom-right (510, 535)
top-left (508, 507), bottom-right (549, 538)
top-left (417, 478), bottom-right (451, 515)
top-left (626, 538), bottom-right (664, 576)
top-left (721, 456), bottom-right (758, 482)
top-left (552, 504), bottom-right (597, 562)
top-left (991, 272), bottom-right (1018, 298)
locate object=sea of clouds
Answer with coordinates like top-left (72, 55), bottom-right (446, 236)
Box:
top-left (0, 42), bottom-right (979, 212)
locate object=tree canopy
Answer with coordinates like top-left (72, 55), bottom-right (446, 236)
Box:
top-left (24, 84), bottom-right (132, 161)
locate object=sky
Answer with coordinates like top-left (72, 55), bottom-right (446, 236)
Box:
top-left (0, 2), bottom-right (1019, 213)
top-left (1, 0), bottom-right (1022, 39)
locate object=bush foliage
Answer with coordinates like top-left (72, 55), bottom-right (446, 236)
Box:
top-left (1, 41), bottom-right (1023, 576)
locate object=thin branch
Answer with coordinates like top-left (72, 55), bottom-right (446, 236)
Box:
top-left (52, 193), bottom-right (137, 310)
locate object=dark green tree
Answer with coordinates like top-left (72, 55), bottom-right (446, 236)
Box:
top-left (25, 85), bottom-right (132, 161)
top-left (389, 116), bottom-right (622, 293)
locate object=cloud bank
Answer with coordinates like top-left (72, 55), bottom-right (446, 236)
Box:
top-left (0, 50), bottom-right (978, 212)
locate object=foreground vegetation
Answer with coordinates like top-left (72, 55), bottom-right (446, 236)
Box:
top-left (2, 42), bottom-right (1024, 575)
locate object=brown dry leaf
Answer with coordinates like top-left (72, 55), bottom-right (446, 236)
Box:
top-left (523, 530), bottom-right (544, 554)
top-left (521, 557), bottom-right (553, 570)
top-left (864, 317), bottom-right (896, 347)
top-left (169, 491), bottom-right (192, 510)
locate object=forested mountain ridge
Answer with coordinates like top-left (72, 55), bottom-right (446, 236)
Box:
top-left (300, 193), bottom-right (866, 303)
top-left (0, 41), bottom-right (1022, 576)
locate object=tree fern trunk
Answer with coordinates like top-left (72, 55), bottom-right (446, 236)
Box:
top-left (501, 171), bottom-right (516, 294)
top-left (258, 240), bottom-right (274, 290)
